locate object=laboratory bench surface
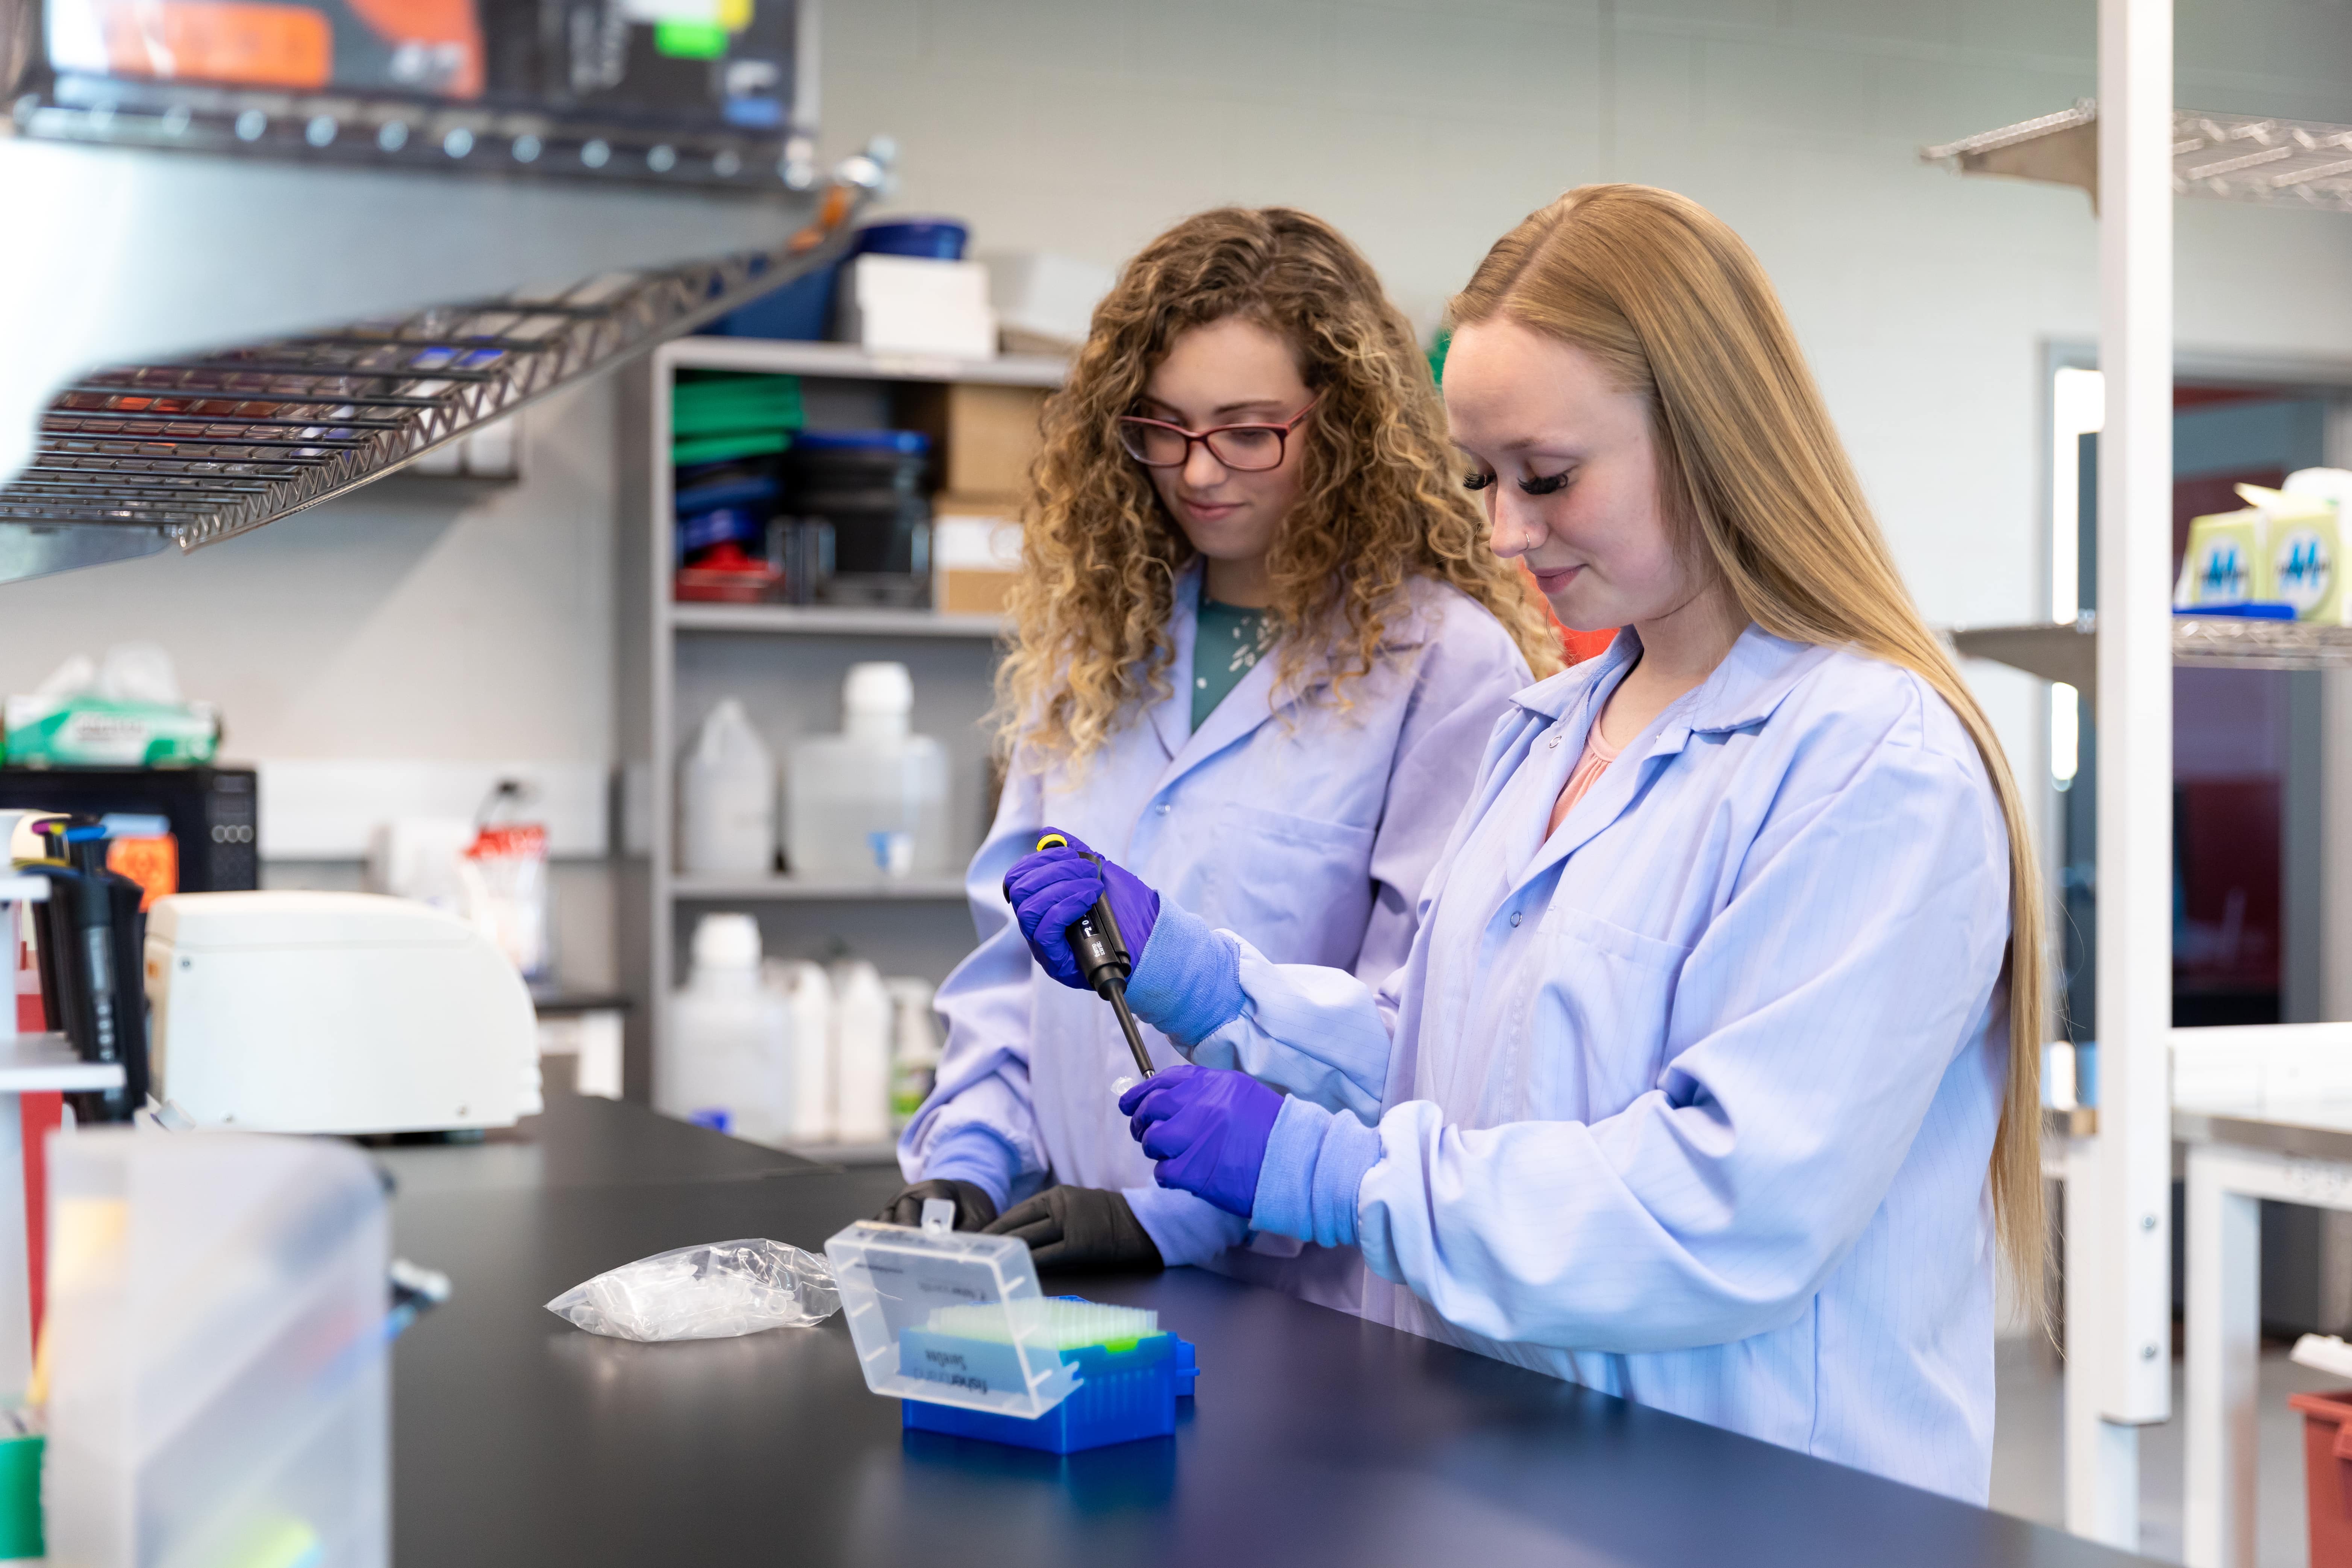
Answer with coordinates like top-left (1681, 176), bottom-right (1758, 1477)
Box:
top-left (385, 1093), bottom-right (2152, 1568)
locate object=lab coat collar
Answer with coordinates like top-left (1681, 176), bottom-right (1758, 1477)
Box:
top-left (1502, 623), bottom-right (1826, 891)
top-left (1507, 622), bottom-right (1823, 738)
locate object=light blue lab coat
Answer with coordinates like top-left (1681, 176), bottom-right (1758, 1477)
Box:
top-left (1124, 627), bottom-right (2014, 1501)
top-left (899, 562), bottom-right (1534, 1292)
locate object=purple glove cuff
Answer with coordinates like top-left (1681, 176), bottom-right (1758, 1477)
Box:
top-left (1249, 1094), bottom-right (1380, 1249)
top-left (1125, 904), bottom-right (1246, 1047)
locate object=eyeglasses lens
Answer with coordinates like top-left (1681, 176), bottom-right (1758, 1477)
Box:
top-left (1205, 428), bottom-right (1283, 471)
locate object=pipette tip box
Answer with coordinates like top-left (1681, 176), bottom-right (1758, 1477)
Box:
top-left (900, 1296), bottom-right (1199, 1454)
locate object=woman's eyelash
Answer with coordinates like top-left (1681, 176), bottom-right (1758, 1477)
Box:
top-left (1518, 470), bottom-right (1573, 496)
top-left (1461, 471), bottom-right (1495, 491)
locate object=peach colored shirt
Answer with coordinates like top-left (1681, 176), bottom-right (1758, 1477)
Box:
top-left (1548, 720), bottom-right (1623, 838)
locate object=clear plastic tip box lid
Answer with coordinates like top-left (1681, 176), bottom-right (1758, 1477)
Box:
top-left (826, 1220), bottom-right (1153, 1418)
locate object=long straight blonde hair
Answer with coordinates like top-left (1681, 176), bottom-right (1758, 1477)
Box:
top-left (1452, 185), bottom-right (2046, 1292)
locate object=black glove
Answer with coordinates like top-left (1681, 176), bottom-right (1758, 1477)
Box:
top-left (981, 1185), bottom-right (1164, 1273)
top-left (875, 1179), bottom-right (998, 1231)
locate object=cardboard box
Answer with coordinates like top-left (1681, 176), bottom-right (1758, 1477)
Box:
top-left (903, 383), bottom-right (1051, 501)
top-left (934, 504), bottom-right (1021, 618)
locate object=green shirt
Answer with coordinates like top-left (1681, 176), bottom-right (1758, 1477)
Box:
top-left (1192, 592), bottom-right (1275, 732)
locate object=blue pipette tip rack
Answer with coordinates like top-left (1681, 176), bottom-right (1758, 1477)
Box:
top-left (901, 1296), bottom-right (1198, 1454)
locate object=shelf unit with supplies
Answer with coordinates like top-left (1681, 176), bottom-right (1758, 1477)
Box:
top-left (1923, 21), bottom-right (2352, 1563)
top-left (615, 334), bottom-right (1064, 1106)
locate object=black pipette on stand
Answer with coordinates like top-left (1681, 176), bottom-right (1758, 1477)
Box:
top-left (1031, 833), bottom-right (1154, 1080)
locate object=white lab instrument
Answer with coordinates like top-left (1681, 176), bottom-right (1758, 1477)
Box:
top-left (786, 663), bottom-right (949, 880)
top-left (144, 890), bottom-right (539, 1134)
top-left (679, 698), bottom-right (778, 877)
top-left (45, 1128), bottom-right (389, 1568)
top-left (765, 957), bottom-right (835, 1142)
top-left (830, 958), bottom-right (892, 1142)
top-left (660, 914), bottom-right (793, 1142)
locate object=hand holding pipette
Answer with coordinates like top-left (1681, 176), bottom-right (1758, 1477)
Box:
top-left (1003, 830), bottom-right (1159, 1080)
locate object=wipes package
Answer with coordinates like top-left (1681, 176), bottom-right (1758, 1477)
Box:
top-left (4, 643), bottom-right (218, 766)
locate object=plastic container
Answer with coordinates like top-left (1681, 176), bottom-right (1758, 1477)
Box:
top-left (783, 430), bottom-right (931, 597)
top-left (704, 262), bottom-right (843, 342)
top-left (898, 1295), bottom-right (1198, 1454)
top-left (680, 699), bottom-right (777, 877)
top-left (855, 219), bottom-right (969, 261)
top-left (824, 1219), bottom-right (1080, 1418)
top-left (887, 977), bottom-right (940, 1129)
top-left (830, 959), bottom-right (892, 1144)
top-left (786, 663), bottom-right (950, 880)
top-left (765, 958), bottom-right (836, 1143)
top-left (2292, 1388), bottom-right (2352, 1568)
top-left (660, 914), bottom-right (794, 1142)
top-left (44, 1129), bottom-right (389, 1568)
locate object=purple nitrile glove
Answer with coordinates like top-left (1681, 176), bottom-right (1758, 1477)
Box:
top-left (1118, 1064), bottom-right (1281, 1219)
top-left (1001, 829), bottom-right (1160, 991)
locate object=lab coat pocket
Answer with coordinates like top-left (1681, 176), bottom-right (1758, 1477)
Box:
top-left (1528, 904), bottom-right (1691, 1122)
top-left (1204, 802), bottom-right (1378, 968)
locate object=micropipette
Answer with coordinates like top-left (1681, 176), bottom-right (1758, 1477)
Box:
top-left (1033, 833), bottom-right (1154, 1080)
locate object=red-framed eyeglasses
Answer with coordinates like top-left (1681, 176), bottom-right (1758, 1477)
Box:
top-left (1115, 395), bottom-right (1319, 472)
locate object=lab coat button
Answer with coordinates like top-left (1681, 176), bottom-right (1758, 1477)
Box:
top-left (1509, 911), bottom-right (1522, 927)
top-left (1157, 802), bottom-right (1171, 816)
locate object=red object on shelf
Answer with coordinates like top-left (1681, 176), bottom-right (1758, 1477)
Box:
top-left (675, 540), bottom-right (784, 604)
top-left (2291, 1389), bottom-right (2352, 1568)
top-left (12, 905), bottom-right (56, 1347)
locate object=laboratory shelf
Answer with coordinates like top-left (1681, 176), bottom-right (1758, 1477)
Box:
top-left (0, 147), bottom-right (889, 585)
top-left (1922, 102), bottom-right (2352, 214)
top-left (0, 1033), bottom-right (125, 1093)
top-left (661, 338), bottom-right (1069, 387)
top-left (1948, 614), bottom-right (2352, 698)
top-left (668, 874), bottom-right (970, 903)
top-left (670, 603), bottom-right (1007, 639)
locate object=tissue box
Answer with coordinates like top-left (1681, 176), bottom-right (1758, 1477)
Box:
top-left (836, 256), bottom-right (997, 360)
top-left (3, 695), bottom-right (220, 766)
top-left (2175, 510), bottom-right (2266, 610)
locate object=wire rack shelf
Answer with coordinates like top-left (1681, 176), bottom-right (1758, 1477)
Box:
top-left (0, 167), bottom-right (878, 565)
top-left (1922, 103), bottom-right (2352, 214)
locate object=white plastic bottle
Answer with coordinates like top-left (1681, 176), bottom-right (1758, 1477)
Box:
top-left (886, 977), bottom-right (941, 1130)
top-left (786, 663), bottom-right (950, 880)
top-left (829, 959), bottom-right (893, 1143)
top-left (680, 698), bottom-right (777, 877)
top-left (660, 914), bottom-right (793, 1142)
top-left (764, 957), bottom-right (836, 1144)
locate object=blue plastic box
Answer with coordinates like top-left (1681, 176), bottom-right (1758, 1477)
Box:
top-left (901, 1298), bottom-right (1198, 1454)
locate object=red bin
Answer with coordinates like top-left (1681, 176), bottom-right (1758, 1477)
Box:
top-left (2289, 1389), bottom-right (2352, 1568)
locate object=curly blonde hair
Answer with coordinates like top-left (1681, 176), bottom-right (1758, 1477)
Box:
top-left (997, 206), bottom-right (1560, 761)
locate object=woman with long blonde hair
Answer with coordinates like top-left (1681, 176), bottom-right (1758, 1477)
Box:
top-left (883, 207), bottom-right (1558, 1293)
top-left (999, 186), bottom-right (2042, 1501)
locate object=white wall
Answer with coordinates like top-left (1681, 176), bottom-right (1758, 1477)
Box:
top-left (821, 0), bottom-right (2352, 851)
top-left (5, 0), bottom-right (2352, 988)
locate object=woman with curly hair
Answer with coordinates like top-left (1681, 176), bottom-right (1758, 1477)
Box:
top-left (880, 207), bottom-right (1559, 1294)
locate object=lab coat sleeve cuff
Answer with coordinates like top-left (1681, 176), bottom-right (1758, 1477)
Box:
top-left (919, 1126), bottom-right (1020, 1212)
top-left (1125, 903), bottom-right (1245, 1048)
top-left (1249, 1094), bottom-right (1378, 1248)
top-left (1121, 1185), bottom-right (1249, 1267)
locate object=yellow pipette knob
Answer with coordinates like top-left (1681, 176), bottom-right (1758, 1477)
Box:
top-left (1035, 833), bottom-right (1068, 851)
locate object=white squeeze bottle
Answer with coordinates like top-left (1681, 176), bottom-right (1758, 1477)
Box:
top-left (786, 662), bottom-right (950, 879)
top-left (830, 959), bottom-right (893, 1142)
top-left (680, 698), bottom-right (777, 876)
top-left (660, 914), bottom-right (793, 1142)
top-left (765, 957), bottom-right (836, 1143)
top-left (886, 977), bottom-right (941, 1129)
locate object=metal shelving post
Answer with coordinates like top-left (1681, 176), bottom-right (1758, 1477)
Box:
top-left (2072, 0), bottom-right (2176, 1544)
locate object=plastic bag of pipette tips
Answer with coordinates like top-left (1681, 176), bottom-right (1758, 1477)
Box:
top-left (545, 1239), bottom-right (840, 1342)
